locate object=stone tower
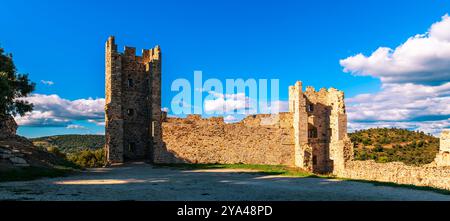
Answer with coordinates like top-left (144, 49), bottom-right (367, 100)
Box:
top-left (105, 36), bottom-right (162, 163)
top-left (435, 130), bottom-right (450, 167)
top-left (289, 81), bottom-right (353, 173)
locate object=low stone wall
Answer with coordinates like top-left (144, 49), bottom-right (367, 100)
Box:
top-left (154, 113), bottom-right (295, 165)
top-left (338, 160), bottom-right (450, 190)
top-left (0, 147), bottom-right (30, 167)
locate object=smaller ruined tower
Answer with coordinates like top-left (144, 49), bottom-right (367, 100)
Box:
top-left (435, 130), bottom-right (450, 167)
top-left (289, 81), bottom-right (353, 173)
top-left (105, 36), bottom-right (162, 163)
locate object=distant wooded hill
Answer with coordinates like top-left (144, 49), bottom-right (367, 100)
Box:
top-left (31, 135), bottom-right (105, 154)
top-left (30, 128), bottom-right (440, 166)
top-left (349, 128), bottom-right (439, 166)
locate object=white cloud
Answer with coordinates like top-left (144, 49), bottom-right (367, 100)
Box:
top-left (224, 115), bottom-right (240, 123)
top-left (66, 124), bottom-right (86, 129)
top-left (340, 14), bottom-right (450, 85)
top-left (348, 119), bottom-right (450, 136)
top-left (15, 94), bottom-right (105, 127)
top-left (259, 100), bottom-right (289, 114)
top-left (40, 80), bottom-right (54, 86)
top-left (341, 14), bottom-right (450, 135)
top-left (161, 107), bottom-right (169, 112)
top-left (87, 119), bottom-right (105, 126)
top-left (203, 91), bottom-right (288, 115)
top-left (204, 92), bottom-right (251, 113)
top-left (346, 82), bottom-right (450, 122)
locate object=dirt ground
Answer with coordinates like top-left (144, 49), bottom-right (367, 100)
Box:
top-left (1, 162), bottom-right (449, 201)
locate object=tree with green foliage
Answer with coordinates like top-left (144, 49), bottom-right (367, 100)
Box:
top-left (0, 47), bottom-right (35, 117)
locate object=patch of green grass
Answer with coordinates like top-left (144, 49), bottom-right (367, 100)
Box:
top-left (155, 163), bottom-right (320, 178)
top-left (0, 167), bottom-right (76, 182)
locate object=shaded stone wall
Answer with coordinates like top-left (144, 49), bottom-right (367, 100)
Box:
top-left (0, 115), bottom-right (17, 139)
top-left (155, 113), bottom-right (295, 165)
top-left (105, 36), bottom-right (161, 163)
top-left (105, 36), bottom-right (124, 163)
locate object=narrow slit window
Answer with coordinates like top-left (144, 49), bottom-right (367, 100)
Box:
top-left (308, 127), bottom-right (318, 138)
top-left (127, 109), bottom-right (134, 116)
top-left (128, 78), bottom-right (134, 87)
top-left (307, 104), bottom-right (314, 112)
top-left (128, 142), bottom-right (136, 153)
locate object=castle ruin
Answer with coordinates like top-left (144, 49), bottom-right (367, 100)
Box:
top-left (104, 36), bottom-right (354, 173)
top-left (104, 37), bottom-right (450, 191)
top-left (105, 36), bottom-right (162, 163)
top-left (435, 130), bottom-right (450, 167)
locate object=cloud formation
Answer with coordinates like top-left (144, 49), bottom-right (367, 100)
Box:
top-left (340, 14), bottom-right (450, 85)
top-left (223, 115), bottom-right (240, 123)
top-left (346, 83), bottom-right (450, 122)
top-left (341, 14), bottom-right (450, 135)
top-left (66, 124), bottom-right (87, 129)
top-left (15, 94), bottom-right (105, 127)
top-left (204, 92), bottom-right (251, 113)
top-left (203, 91), bottom-right (288, 115)
top-left (40, 80), bottom-right (54, 86)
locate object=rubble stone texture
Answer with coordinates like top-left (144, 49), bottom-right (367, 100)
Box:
top-left (0, 115), bottom-right (18, 139)
top-left (155, 114), bottom-right (295, 165)
top-left (340, 160), bottom-right (450, 190)
top-left (104, 36), bottom-right (162, 163)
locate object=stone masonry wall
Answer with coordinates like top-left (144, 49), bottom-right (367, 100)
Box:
top-left (336, 130), bottom-right (450, 190)
top-left (154, 113), bottom-right (295, 165)
top-left (338, 160), bottom-right (450, 190)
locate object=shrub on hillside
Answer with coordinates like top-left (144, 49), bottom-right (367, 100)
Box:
top-left (67, 149), bottom-right (106, 168)
top-left (349, 128), bottom-right (439, 166)
top-left (46, 146), bottom-right (66, 158)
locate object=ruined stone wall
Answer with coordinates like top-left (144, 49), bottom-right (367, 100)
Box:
top-left (105, 36), bottom-right (161, 163)
top-left (288, 81), bottom-right (352, 173)
top-left (336, 130), bottom-right (450, 190)
top-left (338, 160), bottom-right (450, 190)
top-left (155, 113), bottom-right (295, 165)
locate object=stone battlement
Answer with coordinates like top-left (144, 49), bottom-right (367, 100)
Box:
top-left (106, 36), bottom-right (160, 63)
top-left (165, 112), bottom-right (293, 128)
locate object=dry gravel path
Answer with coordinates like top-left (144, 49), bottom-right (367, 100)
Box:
top-left (1, 162), bottom-right (449, 201)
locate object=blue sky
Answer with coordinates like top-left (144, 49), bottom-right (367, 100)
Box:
top-left (1, 0), bottom-right (449, 137)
